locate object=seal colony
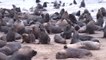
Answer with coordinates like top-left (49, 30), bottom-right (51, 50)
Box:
top-left (0, 0), bottom-right (105, 60)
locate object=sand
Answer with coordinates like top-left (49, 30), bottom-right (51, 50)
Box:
top-left (16, 31), bottom-right (106, 60)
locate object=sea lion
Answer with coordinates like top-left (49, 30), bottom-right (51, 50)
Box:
top-left (79, 35), bottom-right (93, 41)
top-left (38, 28), bottom-right (50, 44)
top-left (54, 1), bottom-right (60, 9)
top-left (79, 9), bottom-right (93, 24)
top-left (61, 25), bottom-right (73, 39)
top-left (56, 48), bottom-right (92, 59)
top-left (76, 10), bottom-right (80, 16)
top-left (44, 13), bottom-right (50, 22)
top-left (36, 0), bottom-right (40, 3)
top-left (65, 40), bottom-right (100, 50)
top-left (62, 3), bottom-right (65, 7)
top-left (61, 11), bottom-right (69, 20)
top-left (79, 0), bottom-right (85, 8)
top-left (6, 27), bottom-right (15, 42)
top-left (54, 34), bottom-right (66, 44)
top-left (22, 33), bottom-right (29, 43)
top-left (8, 46), bottom-right (37, 60)
top-left (70, 30), bottom-right (81, 44)
top-left (100, 7), bottom-right (106, 16)
top-left (51, 12), bottom-right (61, 20)
top-left (68, 14), bottom-right (77, 24)
top-left (96, 16), bottom-right (104, 27)
top-left (73, 0), bottom-right (77, 4)
top-left (96, 9), bottom-right (104, 27)
top-left (43, 2), bottom-right (47, 7)
top-left (56, 19), bottom-right (69, 31)
top-left (32, 26), bottom-right (40, 39)
top-left (14, 19), bottom-right (25, 35)
top-left (96, 9), bottom-right (103, 20)
top-left (22, 31), bottom-right (35, 43)
top-left (0, 42), bottom-right (21, 55)
top-left (60, 8), bottom-right (65, 18)
top-left (45, 22), bottom-right (62, 34)
top-left (86, 21), bottom-right (95, 34)
top-left (28, 30), bottom-right (36, 43)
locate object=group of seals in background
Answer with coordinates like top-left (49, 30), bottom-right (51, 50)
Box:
top-left (0, 0), bottom-right (105, 59)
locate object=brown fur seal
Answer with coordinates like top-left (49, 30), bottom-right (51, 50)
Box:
top-left (86, 21), bottom-right (95, 34)
top-left (60, 8), bottom-right (65, 18)
top-left (79, 0), bottom-right (85, 8)
top-left (32, 26), bottom-right (40, 39)
top-left (70, 30), bottom-right (81, 44)
top-left (96, 9), bottom-right (104, 27)
top-left (69, 14), bottom-right (77, 24)
top-left (0, 42), bottom-right (21, 55)
top-left (73, 0), bottom-right (77, 4)
top-left (28, 30), bottom-right (36, 43)
top-left (8, 46), bottom-right (37, 60)
top-left (44, 22), bottom-right (62, 34)
top-left (61, 25), bottom-right (73, 39)
top-left (54, 34), bottom-right (66, 44)
top-left (56, 48), bottom-right (92, 59)
top-left (6, 27), bottom-right (15, 42)
top-left (22, 31), bottom-right (35, 43)
top-left (61, 11), bottom-right (69, 20)
top-left (38, 27), bottom-right (50, 44)
top-left (56, 19), bottom-right (69, 31)
top-left (65, 40), bottom-right (100, 50)
top-left (14, 19), bottom-right (25, 35)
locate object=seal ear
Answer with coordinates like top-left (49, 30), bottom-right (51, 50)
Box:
top-left (32, 50), bottom-right (37, 56)
top-left (64, 45), bottom-right (68, 49)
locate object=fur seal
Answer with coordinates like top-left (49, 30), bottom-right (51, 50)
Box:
top-left (8, 46), bottom-right (37, 60)
top-left (65, 40), bottom-right (100, 50)
top-left (6, 27), bottom-right (15, 42)
top-left (73, 0), bottom-right (77, 4)
top-left (79, 0), bottom-right (85, 8)
top-left (68, 14), bottom-right (77, 24)
top-left (56, 48), bottom-right (92, 59)
top-left (96, 9), bottom-right (104, 27)
top-left (22, 31), bottom-right (35, 43)
top-left (14, 19), bottom-right (25, 35)
top-left (54, 34), bottom-right (66, 44)
top-left (38, 28), bottom-right (50, 44)
top-left (61, 25), bottom-right (73, 39)
top-left (70, 30), bottom-right (81, 44)
top-left (43, 2), bottom-right (47, 7)
top-left (0, 42), bottom-right (21, 55)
